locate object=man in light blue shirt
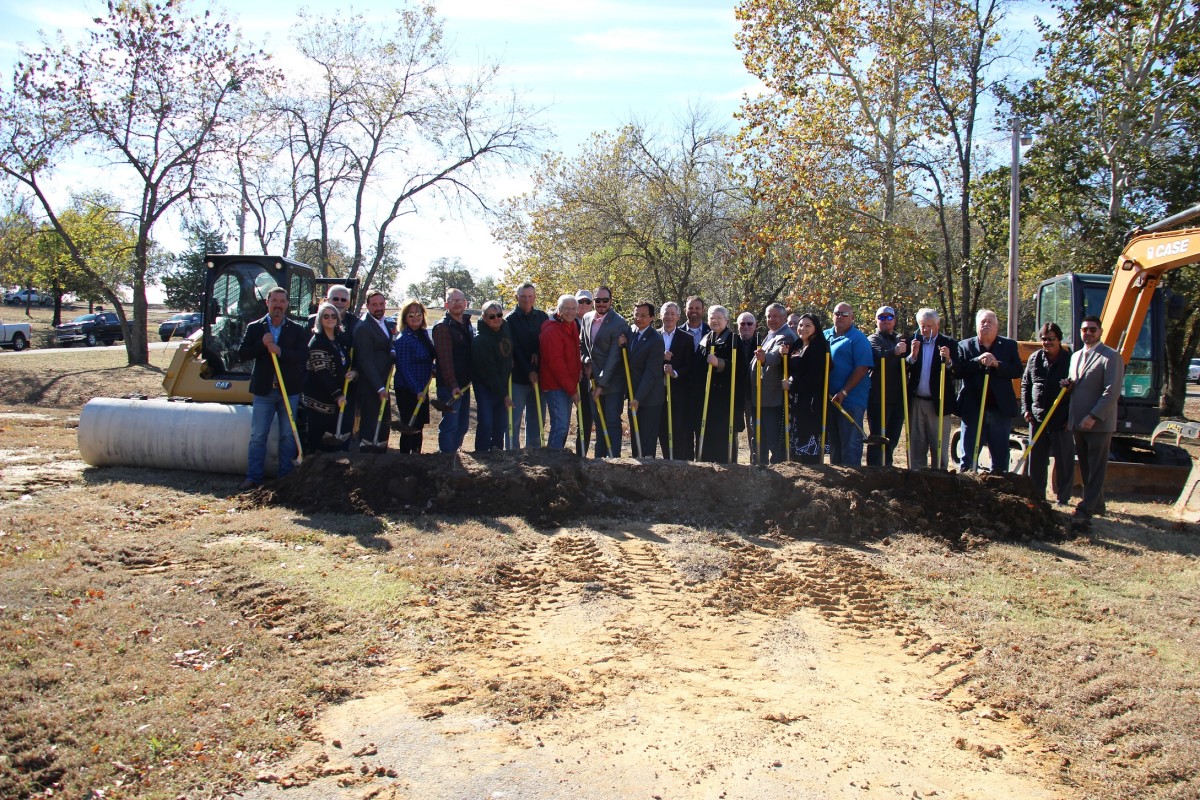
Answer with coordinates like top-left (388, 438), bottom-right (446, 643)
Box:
top-left (825, 302), bottom-right (873, 465)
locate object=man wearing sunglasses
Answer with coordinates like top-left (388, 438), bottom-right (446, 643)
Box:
top-left (581, 286), bottom-right (627, 457)
top-left (505, 282), bottom-right (549, 449)
top-left (432, 288), bottom-right (474, 453)
top-left (867, 305), bottom-right (908, 466)
top-left (1064, 315), bottom-right (1123, 524)
top-left (825, 302), bottom-right (873, 466)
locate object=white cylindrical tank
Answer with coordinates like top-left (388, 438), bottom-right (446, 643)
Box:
top-left (78, 398), bottom-right (283, 477)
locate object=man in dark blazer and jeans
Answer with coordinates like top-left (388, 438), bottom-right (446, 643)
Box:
top-left (237, 286), bottom-right (309, 490)
top-left (954, 308), bottom-right (1022, 472)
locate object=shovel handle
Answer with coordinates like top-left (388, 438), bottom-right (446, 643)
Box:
top-left (270, 350), bottom-right (304, 462)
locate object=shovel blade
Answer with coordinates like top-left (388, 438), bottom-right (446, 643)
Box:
top-left (359, 442), bottom-right (387, 454)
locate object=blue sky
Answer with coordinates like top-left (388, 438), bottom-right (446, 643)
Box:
top-left (1, 0), bottom-right (1050, 296)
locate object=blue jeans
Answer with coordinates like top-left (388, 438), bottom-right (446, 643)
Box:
top-left (960, 408), bottom-right (1012, 472)
top-left (437, 386), bottom-right (472, 453)
top-left (506, 381), bottom-right (546, 448)
top-left (247, 391), bottom-right (299, 482)
top-left (828, 402), bottom-right (865, 466)
top-left (474, 383), bottom-right (507, 452)
top-left (544, 389), bottom-right (573, 448)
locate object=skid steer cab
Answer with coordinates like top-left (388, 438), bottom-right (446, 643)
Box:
top-left (163, 255), bottom-right (323, 404)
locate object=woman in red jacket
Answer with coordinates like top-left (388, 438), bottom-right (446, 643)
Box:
top-left (539, 294), bottom-right (583, 449)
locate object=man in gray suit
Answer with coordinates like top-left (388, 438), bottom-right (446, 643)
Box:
top-left (582, 286), bottom-right (627, 457)
top-left (749, 302), bottom-right (797, 464)
top-left (621, 301), bottom-right (665, 458)
top-left (1065, 314), bottom-right (1123, 524)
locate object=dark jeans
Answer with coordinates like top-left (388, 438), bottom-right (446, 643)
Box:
top-left (960, 408), bottom-right (1011, 472)
top-left (1028, 424), bottom-right (1074, 504)
top-left (474, 383), bottom-right (507, 452)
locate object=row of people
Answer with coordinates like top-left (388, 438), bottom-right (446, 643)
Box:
top-left (237, 284), bottom-right (1122, 521)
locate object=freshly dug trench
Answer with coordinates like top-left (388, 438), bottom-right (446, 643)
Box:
top-left (253, 449), bottom-right (1062, 544)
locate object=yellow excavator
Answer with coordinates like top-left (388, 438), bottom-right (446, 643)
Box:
top-left (1016, 203), bottom-right (1200, 505)
top-left (77, 254), bottom-right (346, 477)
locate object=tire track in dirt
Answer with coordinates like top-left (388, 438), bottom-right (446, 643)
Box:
top-left (245, 529), bottom-right (1075, 800)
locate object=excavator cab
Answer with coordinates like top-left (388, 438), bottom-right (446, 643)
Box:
top-left (165, 255), bottom-right (317, 403)
top-left (1034, 272), bottom-right (1164, 435)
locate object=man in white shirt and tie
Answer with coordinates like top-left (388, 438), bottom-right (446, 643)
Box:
top-left (1064, 314), bottom-right (1123, 525)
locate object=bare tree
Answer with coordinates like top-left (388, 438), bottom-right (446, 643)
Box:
top-left (273, 4), bottom-right (545, 307)
top-left (0, 0), bottom-right (271, 365)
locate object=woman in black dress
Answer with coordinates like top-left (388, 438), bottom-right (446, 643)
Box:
top-left (697, 305), bottom-right (747, 463)
top-left (301, 301), bottom-right (355, 453)
top-left (783, 312), bottom-right (830, 464)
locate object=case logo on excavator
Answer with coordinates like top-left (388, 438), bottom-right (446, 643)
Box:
top-left (1147, 238), bottom-right (1190, 260)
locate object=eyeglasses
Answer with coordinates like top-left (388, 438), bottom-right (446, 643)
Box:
top-left (320, 313), bottom-right (338, 320)
top-left (739, 322), bottom-right (756, 327)
top-left (578, 298), bottom-right (593, 304)
top-left (329, 296), bottom-right (349, 303)
top-left (877, 315), bottom-right (894, 321)
top-left (1080, 326), bottom-right (1099, 332)
top-left (833, 311), bottom-right (851, 318)
top-left (485, 313), bottom-right (502, 320)
top-left (595, 297), bottom-right (611, 303)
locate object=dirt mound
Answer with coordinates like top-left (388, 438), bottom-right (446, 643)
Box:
top-left (255, 450), bottom-right (1062, 544)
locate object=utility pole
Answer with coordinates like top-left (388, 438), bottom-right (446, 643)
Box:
top-left (1008, 119), bottom-right (1032, 339)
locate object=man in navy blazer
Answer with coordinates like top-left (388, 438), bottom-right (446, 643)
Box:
top-left (621, 301), bottom-right (666, 458)
top-left (658, 301), bottom-right (694, 459)
top-left (678, 296), bottom-right (711, 458)
top-left (582, 286), bottom-right (628, 457)
top-left (237, 286), bottom-right (309, 490)
top-left (906, 308), bottom-right (959, 469)
top-left (954, 308), bottom-right (1022, 472)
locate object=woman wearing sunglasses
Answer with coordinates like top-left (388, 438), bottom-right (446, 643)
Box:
top-left (472, 301), bottom-right (514, 452)
top-left (301, 300), bottom-right (356, 453)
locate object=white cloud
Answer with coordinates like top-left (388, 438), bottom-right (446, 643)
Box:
top-left (438, 0), bottom-right (730, 26)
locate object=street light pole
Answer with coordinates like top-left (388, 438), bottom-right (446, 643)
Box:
top-left (1007, 119), bottom-right (1033, 340)
top-left (1007, 118), bottom-right (1021, 340)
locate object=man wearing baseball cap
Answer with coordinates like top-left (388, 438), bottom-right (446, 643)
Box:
top-left (867, 304), bottom-right (908, 466)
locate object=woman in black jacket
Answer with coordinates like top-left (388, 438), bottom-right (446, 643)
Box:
top-left (697, 305), bottom-right (746, 463)
top-left (301, 301), bottom-right (355, 453)
top-left (784, 312), bottom-right (831, 464)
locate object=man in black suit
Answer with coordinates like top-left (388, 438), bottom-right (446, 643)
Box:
top-left (658, 301), bottom-right (694, 459)
top-left (621, 301), bottom-right (665, 458)
top-left (906, 308), bottom-right (958, 469)
top-left (679, 295), bottom-right (710, 459)
top-left (954, 308), bottom-right (1022, 472)
top-left (237, 286), bottom-right (309, 490)
top-left (352, 290), bottom-right (396, 449)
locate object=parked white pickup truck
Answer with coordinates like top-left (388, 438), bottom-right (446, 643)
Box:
top-left (0, 317), bottom-right (31, 351)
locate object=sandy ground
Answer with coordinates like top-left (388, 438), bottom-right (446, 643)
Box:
top-left (241, 530), bottom-right (1072, 800)
top-left (5, 348), bottom-right (1199, 798)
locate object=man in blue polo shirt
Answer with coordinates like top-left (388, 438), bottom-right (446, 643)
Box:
top-left (826, 301), bottom-right (873, 465)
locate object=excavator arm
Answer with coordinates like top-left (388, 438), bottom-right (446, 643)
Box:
top-left (1102, 203), bottom-right (1200, 363)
